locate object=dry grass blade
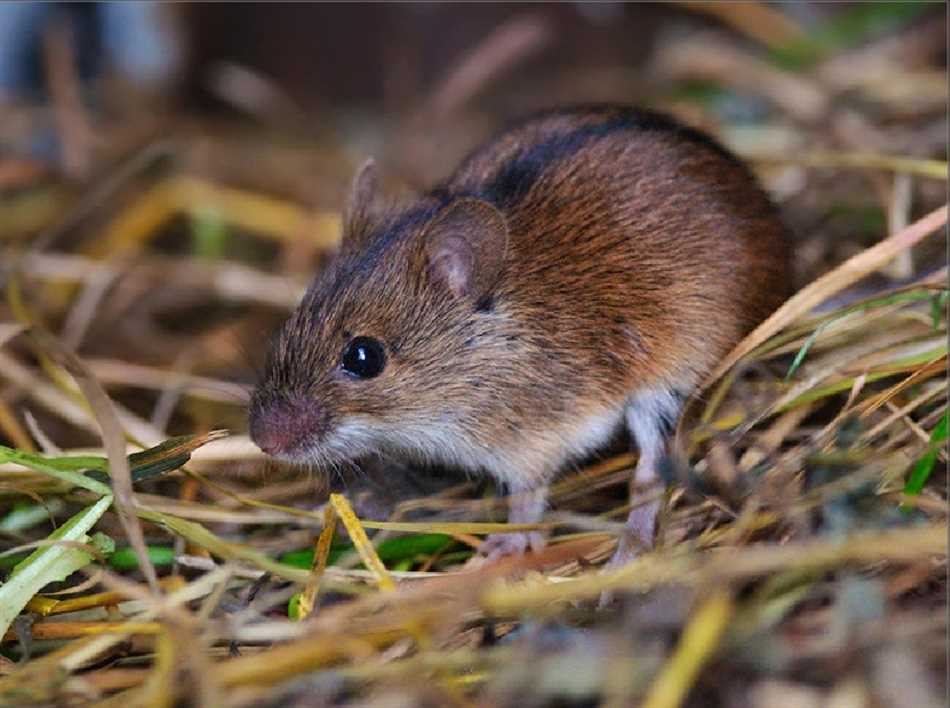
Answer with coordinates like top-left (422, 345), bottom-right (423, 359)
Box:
top-left (418, 12), bottom-right (554, 122)
top-left (89, 177), bottom-right (340, 259)
top-left (482, 524), bottom-right (947, 612)
top-left (298, 505), bottom-right (338, 620)
top-left (29, 328), bottom-right (159, 592)
top-left (329, 493), bottom-right (395, 592)
top-left (744, 150), bottom-right (949, 180)
top-left (43, 17), bottom-right (93, 179)
top-left (25, 576), bottom-right (185, 617)
top-left (0, 348), bottom-right (163, 445)
top-left (703, 204), bottom-right (947, 390)
top-left (641, 590), bottom-right (735, 708)
top-left (676, 1), bottom-right (806, 48)
top-left (139, 628), bottom-right (177, 708)
top-left (0, 323), bottom-right (25, 349)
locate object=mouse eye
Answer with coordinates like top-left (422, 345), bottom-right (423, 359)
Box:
top-left (340, 336), bottom-right (386, 379)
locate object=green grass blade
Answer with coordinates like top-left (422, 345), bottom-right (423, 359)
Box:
top-left (0, 446), bottom-right (112, 496)
top-left (136, 508), bottom-right (308, 583)
top-left (86, 431), bottom-right (228, 485)
top-left (1, 432), bottom-right (227, 495)
top-left (0, 499), bottom-right (65, 534)
top-left (0, 495), bottom-right (113, 640)
top-left (785, 319), bottom-right (834, 381)
top-left (280, 533), bottom-right (456, 570)
top-left (904, 411), bottom-right (949, 496)
top-left (108, 545), bottom-right (176, 571)
top-left (932, 291), bottom-right (948, 330)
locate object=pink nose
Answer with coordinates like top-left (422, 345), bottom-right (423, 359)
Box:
top-left (249, 394), bottom-right (327, 457)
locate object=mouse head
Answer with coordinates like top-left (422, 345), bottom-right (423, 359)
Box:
top-left (249, 160), bottom-right (511, 467)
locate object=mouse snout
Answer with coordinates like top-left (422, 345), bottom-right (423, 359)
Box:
top-left (249, 393), bottom-right (327, 457)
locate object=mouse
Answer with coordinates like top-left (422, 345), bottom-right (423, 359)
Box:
top-left (248, 104), bottom-right (792, 566)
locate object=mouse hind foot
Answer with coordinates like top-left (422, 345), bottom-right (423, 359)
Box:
top-left (599, 490), bottom-right (662, 605)
top-left (600, 387), bottom-right (683, 598)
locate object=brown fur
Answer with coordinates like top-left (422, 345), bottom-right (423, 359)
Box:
top-left (249, 105), bottom-right (791, 536)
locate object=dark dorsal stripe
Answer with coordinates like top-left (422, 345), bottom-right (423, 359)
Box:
top-left (469, 106), bottom-right (745, 209)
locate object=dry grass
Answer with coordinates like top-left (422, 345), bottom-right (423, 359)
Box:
top-left (0, 4), bottom-right (946, 707)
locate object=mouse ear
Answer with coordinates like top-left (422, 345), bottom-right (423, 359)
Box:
top-left (341, 158), bottom-right (380, 251)
top-left (423, 198), bottom-right (509, 302)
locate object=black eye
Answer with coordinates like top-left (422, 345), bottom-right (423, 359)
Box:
top-left (341, 336), bottom-right (386, 379)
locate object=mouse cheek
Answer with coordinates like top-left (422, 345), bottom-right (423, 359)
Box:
top-left (249, 393), bottom-right (330, 458)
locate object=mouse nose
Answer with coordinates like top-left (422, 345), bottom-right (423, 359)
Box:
top-left (249, 394), bottom-right (327, 457)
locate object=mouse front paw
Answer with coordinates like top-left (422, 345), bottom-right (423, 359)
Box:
top-left (467, 531), bottom-right (545, 567)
